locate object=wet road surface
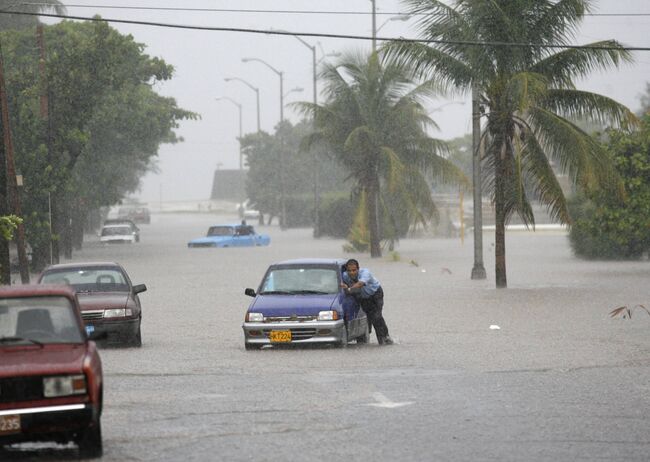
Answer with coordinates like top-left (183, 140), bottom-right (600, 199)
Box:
top-left (3, 212), bottom-right (649, 461)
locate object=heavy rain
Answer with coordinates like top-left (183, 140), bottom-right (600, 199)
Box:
top-left (0, 1), bottom-right (649, 461)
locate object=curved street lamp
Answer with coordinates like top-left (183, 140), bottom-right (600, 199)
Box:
top-left (242, 57), bottom-right (287, 229)
top-left (280, 35), bottom-right (339, 237)
top-left (376, 14), bottom-right (411, 33)
top-left (224, 77), bottom-right (260, 133)
top-left (284, 86), bottom-right (304, 99)
top-left (242, 57), bottom-right (284, 122)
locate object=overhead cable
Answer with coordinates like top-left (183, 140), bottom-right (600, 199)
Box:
top-left (2, 10), bottom-right (650, 52)
top-left (12, 3), bottom-right (650, 17)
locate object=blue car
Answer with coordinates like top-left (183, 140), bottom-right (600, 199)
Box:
top-left (242, 259), bottom-right (370, 349)
top-left (187, 224), bottom-right (270, 248)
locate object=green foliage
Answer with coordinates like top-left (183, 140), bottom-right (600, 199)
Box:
top-left (284, 195), bottom-right (315, 228)
top-left (568, 117), bottom-right (650, 259)
top-left (317, 193), bottom-right (356, 238)
top-left (242, 120), bottom-right (347, 226)
top-left (346, 189), bottom-right (370, 253)
top-left (0, 215), bottom-right (22, 241)
top-left (297, 51), bottom-right (464, 256)
top-left (1, 20), bottom-right (195, 268)
top-left (386, 0), bottom-right (637, 286)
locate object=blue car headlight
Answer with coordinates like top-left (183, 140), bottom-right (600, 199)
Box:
top-left (318, 310), bottom-right (339, 321)
top-left (246, 312), bottom-right (264, 322)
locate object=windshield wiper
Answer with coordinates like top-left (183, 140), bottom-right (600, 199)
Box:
top-left (259, 290), bottom-right (294, 295)
top-left (291, 290), bottom-right (330, 294)
top-left (0, 336), bottom-right (44, 347)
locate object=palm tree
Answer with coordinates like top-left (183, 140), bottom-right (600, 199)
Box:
top-left (0, 1), bottom-right (66, 30)
top-left (386, 0), bottom-right (636, 287)
top-left (299, 50), bottom-right (465, 257)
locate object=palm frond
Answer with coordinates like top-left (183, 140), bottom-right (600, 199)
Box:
top-left (381, 40), bottom-right (473, 90)
top-left (542, 89), bottom-right (638, 130)
top-left (506, 72), bottom-right (549, 113)
top-left (527, 0), bottom-right (591, 47)
top-left (518, 126), bottom-right (571, 223)
top-left (527, 107), bottom-right (619, 193)
top-left (531, 40), bottom-right (633, 87)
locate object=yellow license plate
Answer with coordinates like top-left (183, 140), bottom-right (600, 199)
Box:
top-left (269, 330), bottom-right (292, 343)
top-left (0, 414), bottom-right (21, 435)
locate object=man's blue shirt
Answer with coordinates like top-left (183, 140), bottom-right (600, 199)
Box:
top-left (342, 268), bottom-right (381, 298)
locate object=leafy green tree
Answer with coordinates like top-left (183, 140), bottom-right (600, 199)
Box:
top-left (387, 0), bottom-right (636, 286)
top-left (568, 115), bottom-right (650, 259)
top-left (1, 20), bottom-right (194, 268)
top-left (0, 0), bottom-right (66, 30)
top-left (299, 51), bottom-right (464, 257)
top-left (242, 120), bottom-right (347, 226)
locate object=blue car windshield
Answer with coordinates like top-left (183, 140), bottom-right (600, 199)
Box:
top-left (207, 226), bottom-right (234, 237)
top-left (261, 267), bottom-right (339, 294)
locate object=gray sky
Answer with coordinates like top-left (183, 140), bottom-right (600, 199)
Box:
top-left (49, 1), bottom-right (650, 203)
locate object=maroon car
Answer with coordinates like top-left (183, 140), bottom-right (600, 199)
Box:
top-left (0, 285), bottom-right (103, 458)
top-left (38, 262), bottom-right (147, 347)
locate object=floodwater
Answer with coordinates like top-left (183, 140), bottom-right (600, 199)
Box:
top-left (3, 211), bottom-right (649, 461)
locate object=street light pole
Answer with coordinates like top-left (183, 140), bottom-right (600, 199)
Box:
top-left (471, 84), bottom-right (487, 280)
top-left (287, 34), bottom-right (322, 236)
top-left (242, 57), bottom-right (287, 229)
top-left (370, 0), bottom-right (377, 51)
top-left (215, 97), bottom-right (243, 169)
top-left (0, 43), bottom-right (29, 283)
top-left (224, 77), bottom-right (260, 133)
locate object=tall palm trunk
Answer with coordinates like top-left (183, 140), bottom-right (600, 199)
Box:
top-left (367, 177), bottom-right (382, 258)
top-left (494, 192), bottom-right (507, 288)
top-left (494, 139), bottom-right (508, 288)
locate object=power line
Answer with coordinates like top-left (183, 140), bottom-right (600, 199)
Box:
top-left (10, 3), bottom-right (650, 18)
top-left (2, 10), bottom-right (650, 52)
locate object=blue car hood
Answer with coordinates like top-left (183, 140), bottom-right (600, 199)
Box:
top-left (249, 293), bottom-right (338, 316)
top-left (188, 236), bottom-right (229, 245)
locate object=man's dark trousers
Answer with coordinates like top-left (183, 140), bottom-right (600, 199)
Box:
top-left (356, 286), bottom-right (389, 343)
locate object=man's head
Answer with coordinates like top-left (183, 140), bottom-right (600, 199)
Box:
top-left (345, 259), bottom-right (360, 280)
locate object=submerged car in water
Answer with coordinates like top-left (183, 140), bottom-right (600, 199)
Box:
top-left (187, 223), bottom-right (270, 248)
top-left (37, 262), bottom-right (147, 347)
top-left (242, 258), bottom-right (369, 349)
top-left (99, 224), bottom-right (138, 244)
top-left (102, 219), bottom-right (140, 242)
top-left (0, 285), bottom-right (104, 458)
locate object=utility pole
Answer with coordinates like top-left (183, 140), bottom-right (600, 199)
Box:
top-left (0, 110), bottom-right (8, 284)
top-left (471, 84), bottom-right (486, 280)
top-left (37, 25), bottom-right (54, 267)
top-left (0, 42), bottom-right (30, 283)
top-left (289, 34), bottom-right (321, 236)
top-left (370, 0), bottom-right (377, 51)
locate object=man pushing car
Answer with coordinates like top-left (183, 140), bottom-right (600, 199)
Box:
top-left (340, 258), bottom-right (394, 345)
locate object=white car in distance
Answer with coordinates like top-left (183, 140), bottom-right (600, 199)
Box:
top-left (99, 224), bottom-right (138, 244)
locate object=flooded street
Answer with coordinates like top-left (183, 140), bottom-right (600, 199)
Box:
top-left (4, 211), bottom-right (649, 461)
